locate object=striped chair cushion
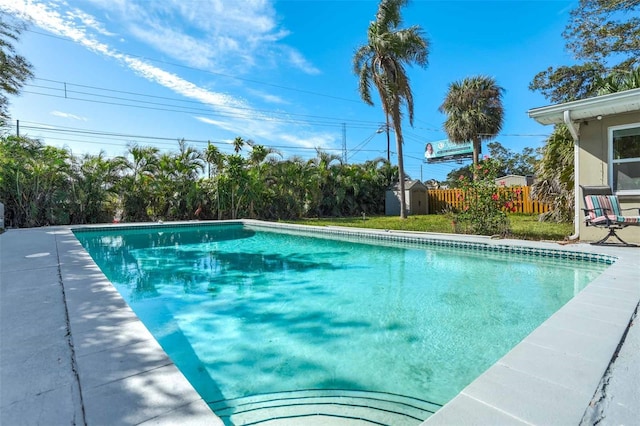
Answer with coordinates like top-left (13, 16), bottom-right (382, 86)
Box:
top-left (584, 195), bottom-right (640, 225)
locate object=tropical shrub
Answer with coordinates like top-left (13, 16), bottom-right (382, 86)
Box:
top-left (0, 133), bottom-right (400, 227)
top-left (530, 124), bottom-right (574, 222)
top-left (452, 159), bottom-right (515, 236)
top-left (0, 136), bottom-right (73, 227)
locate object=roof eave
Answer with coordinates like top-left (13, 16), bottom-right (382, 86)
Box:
top-left (527, 88), bottom-right (640, 125)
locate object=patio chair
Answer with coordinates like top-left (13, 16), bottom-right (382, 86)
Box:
top-left (580, 185), bottom-right (640, 247)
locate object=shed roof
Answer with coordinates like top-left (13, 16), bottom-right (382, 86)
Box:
top-left (527, 88), bottom-right (640, 125)
top-left (497, 174), bottom-right (526, 180)
top-left (405, 180), bottom-right (427, 190)
top-left (390, 180), bottom-right (427, 191)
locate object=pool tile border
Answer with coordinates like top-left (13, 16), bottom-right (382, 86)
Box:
top-left (244, 221), bottom-right (616, 264)
top-left (74, 220), bottom-right (616, 265)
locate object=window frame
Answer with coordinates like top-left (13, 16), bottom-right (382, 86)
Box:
top-left (608, 122), bottom-right (640, 196)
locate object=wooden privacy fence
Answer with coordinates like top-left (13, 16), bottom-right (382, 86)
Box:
top-left (428, 186), bottom-right (551, 214)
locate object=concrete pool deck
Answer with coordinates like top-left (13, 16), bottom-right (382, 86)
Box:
top-left (1, 222), bottom-right (638, 425)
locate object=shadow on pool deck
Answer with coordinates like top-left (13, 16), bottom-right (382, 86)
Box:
top-left (1, 227), bottom-right (221, 425)
top-left (1, 222), bottom-right (638, 425)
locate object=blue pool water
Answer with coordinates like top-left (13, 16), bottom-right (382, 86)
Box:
top-left (75, 224), bottom-right (607, 424)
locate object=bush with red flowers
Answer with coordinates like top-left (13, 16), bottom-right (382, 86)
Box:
top-left (453, 158), bottom-right (514, 236)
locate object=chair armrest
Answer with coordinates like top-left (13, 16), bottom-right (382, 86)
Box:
top-left (620, 207), bottom-right (640, 215)
top-left (582, 207), bottom-right (614, 215)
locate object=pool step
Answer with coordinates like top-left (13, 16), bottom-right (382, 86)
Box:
top-left (209, 389), bottom-right (442, 426)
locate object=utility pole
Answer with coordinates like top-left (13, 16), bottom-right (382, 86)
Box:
top-left (385, 116), bottom-right (390, 162)
top-left (342, 123), bottom-right (347, 164)
top-left (377, 118), bottom-right (391, 162)
top-left (16, 119), bottom-right (19, 137)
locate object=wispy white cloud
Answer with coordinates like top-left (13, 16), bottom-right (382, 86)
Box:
top-left (195, 116), bottom-right (247, 142)
top-left (66, 8), bottom-right (116, 37)
top-left (81, 0), bottom-right (316, 75)
top-left (51, 110), bottom-right (88, 121)
top-left (279, 132), bottom-right (336, 151)
top-left (120, 57), bottom-right (242, 107)
top-left (2, 0), bottom-right (246, 111)
top-left (246, 89), bottom-right (289, 105)
top-left (195, 115), bottom-right (339, 155)
top-left (2, 0), bottom-right (335, 152)
top-left (126, 24), bottom-right (220, 70)
top-left (283, 48), bottom-right (321, 76)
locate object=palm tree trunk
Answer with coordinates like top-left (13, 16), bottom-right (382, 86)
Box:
top-left (231, 186), bottom-right (235, 220)
top-left (217, 182), bottom-right (222, 220)
top-left (395, 126), bottom-right (407, 219)
top-left (473, 136), bottom-right (481, 180)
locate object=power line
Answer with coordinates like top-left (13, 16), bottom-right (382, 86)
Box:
top-left (27, 78), bottom-right (381, 128)
top-left (13, 122), bottom-right (210, 145)
top-left (8, 121), bottom-right (383, 156)
top-left (347, 130), bottom-right (381, 161)
top-left (22, 87), bottom-right (378, 130)
top-left (25, 28), bottom-right (364, 105)
top-left (21, 79), bottom-right (547, 143)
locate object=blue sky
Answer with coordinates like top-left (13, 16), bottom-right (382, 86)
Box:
top-left (2, 0), bottom-right (575, 182)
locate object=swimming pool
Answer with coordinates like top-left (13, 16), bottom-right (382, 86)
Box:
top-left (74, 222), bottom-right (609, 425)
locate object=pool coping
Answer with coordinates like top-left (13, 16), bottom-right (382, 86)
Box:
top-left (2, 220), bottom-right (638, 425)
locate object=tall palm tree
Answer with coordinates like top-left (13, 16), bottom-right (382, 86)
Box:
top-left (308, 149), bottom-right (343, 216)
top-left (353, 0), bottom-right (429, 219)
top-left (120, 144), bottom-right (160, 222)
top-left (225, 154), bottom-right (248, 219)
top-left (232, 136), bottom-right (245, 154)
top-left (439, 75), bottom-right (505, 173)
top-left (204, 142), bottom-right (225, 179)
top-left (126, 144), bottom-right (159, 184)
top-left (71, 152), bottom-right (126, 224)
top-left (248, 143), bottom-right (281, 166)
top-left (245, 144), bottom-right (281, 218)
top-left (174, 138), bottom-right (205, 181)
top-left (165, 139), bottom-right (204, 219)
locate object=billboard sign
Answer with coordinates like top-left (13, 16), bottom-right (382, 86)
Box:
top-left (424, 139), bottom-right (474, 163)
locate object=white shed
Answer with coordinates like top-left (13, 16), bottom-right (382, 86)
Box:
top-left (385, 180), bottom-right (429, 216)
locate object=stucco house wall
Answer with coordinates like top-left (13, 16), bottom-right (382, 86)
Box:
top-left (528, 88), bottom-right (640, 245)
top-left (578, 110), bottom-right (640, 243)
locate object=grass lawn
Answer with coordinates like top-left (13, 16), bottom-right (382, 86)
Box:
top-left (286, 214), bottom-right (573, 241)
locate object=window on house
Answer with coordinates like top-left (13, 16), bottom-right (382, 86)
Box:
top-left (610, 124), bottom-right (640, 194)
